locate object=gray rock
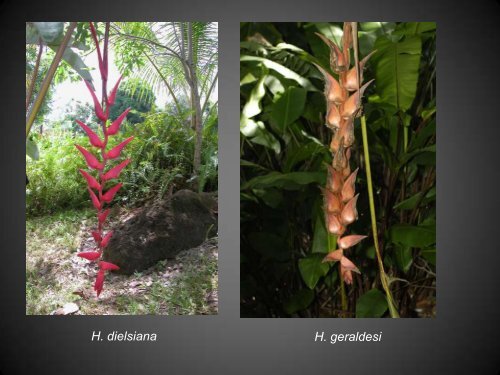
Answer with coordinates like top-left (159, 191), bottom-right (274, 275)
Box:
top-left (103, 189), bottom-right (217, 275)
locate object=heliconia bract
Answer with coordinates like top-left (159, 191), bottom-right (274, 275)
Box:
top-left (106, 108), bottom-right (131, 135)
top-left (77, 251), bottom-right (101, 261)
top-left (102, 159), bottom-right (131, 181)
top-left (75, 22), bottom-right (133, 298)
top-left (75, 145), bottom-right (103, 170)
top-left (106, 137), bottom-right (134, 159)
top-left (76, 120), bottom-right (105, 148)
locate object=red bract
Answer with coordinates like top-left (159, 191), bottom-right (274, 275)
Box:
top-left (76, 120), bottom-right (105, 148)
top-left (92, 231), bottom-right (102, 243)
top-left (75, 144), bottom-right (103, 170)
top-left (106, 137), bottom-right (134, 159)
top-left (76, 22), bottom-right (132, 298)
top-left (84, 80), bottom-right (107, 121)
top-left (106, 108), bottom-right (131, 135)
top-left (102, 183), bottom-right (123, 203)
top-left (98, 208), bottom-right (110, 225)
top-left (99, 261), bottom-right (120, 271)
top-left (77, 251), bottom-right (101, 261)
top-left (88, 187), bottom-right (101, 210)
top-left (94, 269), bottom-right (105, 296)
top-left (102, 159), bottom-right (130, 181)
top-left (107, 75), bottom-right (122, 106)
top-left (79, 169), bottom-right (101, 190)
top-left (100, 231), bottom-right (113, 248)
top-left (89, 22), bottom-right (107, 81)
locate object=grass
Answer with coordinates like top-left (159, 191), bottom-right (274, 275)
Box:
top-left (26, 209), bottom-right (218, 315)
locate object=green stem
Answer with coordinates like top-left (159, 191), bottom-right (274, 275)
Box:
top-left (327, 232), bottom-right (346, 316)
top-left (361, 115), bottom-right (400, 318)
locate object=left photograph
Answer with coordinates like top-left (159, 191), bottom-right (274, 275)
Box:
top-left (26, 22), bottom-right (219, 315)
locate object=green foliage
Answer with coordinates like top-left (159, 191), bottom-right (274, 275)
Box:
top-left (109, 79), bottom-right (156, 124)
top-left (240, 22), bottom-right (436, 318)
top-left (26, 109), bottom-right (218, 216)
top-left (356, 289), bottom-right (388, 318)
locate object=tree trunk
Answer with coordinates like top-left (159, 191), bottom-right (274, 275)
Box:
top-left (187, 23), bottom-right (203, 191)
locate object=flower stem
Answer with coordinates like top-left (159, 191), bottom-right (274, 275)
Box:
top-left (360, 115), bottom-right (399, 318)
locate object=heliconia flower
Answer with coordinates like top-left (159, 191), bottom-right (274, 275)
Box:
top-left (342, 50), bottom-right (377, 91)
top-left (91, 231), bottom-right (102, 243)
top-left (321, 187), bottom-right (342, 214)
top-left (75, 120), bottom-right (104, 148)
top-left (100, 231), bottom-right (113, 248)
top-left (107, 75), bottom-right (123, 106)
top-left (89, 22), bottom-right (107, 81)
top-left (84, 80), bottom-right (108, 122)
top-left (322, 249), bottom-right (343, 263)
top-left (326, 212), bottom-right (345, 236)
top-left (106, 108), bottom-right (131, 136)
top-left (98, 208), bottom-right (110, 225)
top-left (94, 269), bottom-right (105, 296)
top-left (327, 165), bottom-right (343, 193)
top-left (88, 187), bottom-right (101, 210)
top-left (79, 169), bottom-right (101, 190)
top-left (102, 159), bottom-right (131, 181)
top-left (341, 168), bottom-right (359, 202)
top-left (106, 137), bottom-right (134, 159)
top-left (338, 234), bottom-right (367, 250)
top-left (341, 79), bottom-right (374, 118)
top-left (340, 194), bottom-right (359, 225)
top-left (326, 104), bottom-right (341, 129)
top-left (75, 144), bottom-right (103, 170)
top-left (315, 33), bottom-right (348, 72)
top-left (332, 139), bottom-right (348, 171)
top-left (338, 118), bottom-right (355, 148)
top-left (78, 22), bottom-right (132, 298)
top-left (340, 255), bottom-right (360, 274)
top-left (340, 264), bottom-right (354, 285)
top-left (314, 63), bottom-right (347, 104)
top-left (77, 251), bottom-right (101, 261)
top-left (102, 183), bottom-right (123, 203)
top-left (99, 261), bottom-right (120, 271)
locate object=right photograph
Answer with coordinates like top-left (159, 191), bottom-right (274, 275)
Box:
top-left (240, 22), bottom-right (436, 318)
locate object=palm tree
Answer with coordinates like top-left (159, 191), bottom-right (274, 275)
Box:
top-left (110, 22), bottom-right (218, 190)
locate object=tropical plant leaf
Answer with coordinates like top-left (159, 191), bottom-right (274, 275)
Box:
top-left (283, 288), bottom-right (315, 314)
top-left (356, 289), bottom-right (388, 318)
top-left (298, 254), bottom-right (329, 289)
top-left (241, 171), bottom-right (325, 190)
top-left (373, 35), bottom-right (422, 111)
top-left (388, 224), bottom-right (436, 248)
top-left (26, 138), bottom-right (39, 160)
top-left (241, 55), bottom-right (317, 91)
top-left (271, 87), bottom-right (306, 131)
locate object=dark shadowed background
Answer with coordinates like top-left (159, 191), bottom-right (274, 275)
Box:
top-left (1, 0), bottom-right (500, 373)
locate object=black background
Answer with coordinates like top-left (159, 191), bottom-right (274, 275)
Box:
top-left (2, 0), bottom-right (500, 373)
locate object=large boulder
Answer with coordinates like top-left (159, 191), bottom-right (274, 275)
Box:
top-left (103, 189), bottom-right (217, 275)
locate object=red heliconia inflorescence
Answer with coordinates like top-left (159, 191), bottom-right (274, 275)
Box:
top-left (75, 22), bottom-right (134, 298)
